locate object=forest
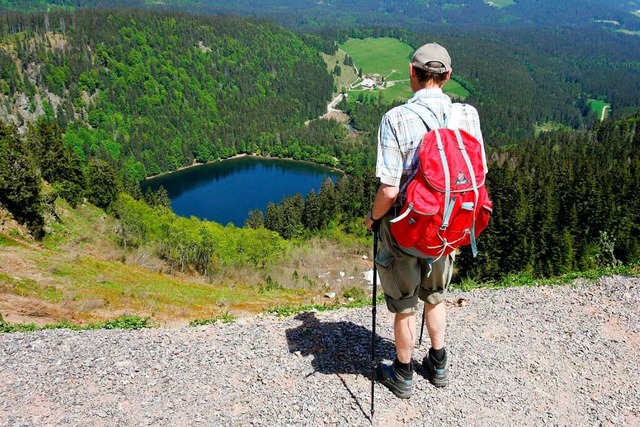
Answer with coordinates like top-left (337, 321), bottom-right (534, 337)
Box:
top-left (0, 10), bottom-right (344, 183)
top-left (2, 1), bottom-right (639, 31)
top-left (0, 6), bottom-right (639, 285)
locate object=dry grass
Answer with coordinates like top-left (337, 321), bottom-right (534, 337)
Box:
top-left (1, 203), bottom-right (373, 328)
top-left (321, 51), bottom-right (360, 96)
top-left (266, 236), bottom-right (372, 294)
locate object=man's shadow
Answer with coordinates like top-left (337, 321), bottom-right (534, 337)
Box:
top-left (285, 311), bottom-right (397, 377)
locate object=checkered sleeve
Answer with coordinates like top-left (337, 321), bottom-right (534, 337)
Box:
top-left (376, 114), bottom-right (404, 187)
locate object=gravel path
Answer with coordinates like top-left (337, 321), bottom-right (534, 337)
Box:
top-left (1, 276), bottom-right (639, 426)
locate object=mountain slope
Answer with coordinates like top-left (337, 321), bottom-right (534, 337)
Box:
top-left (2, 0), bottom-right (639, 30)
top-left (0, 9), bottom-right (333, 177)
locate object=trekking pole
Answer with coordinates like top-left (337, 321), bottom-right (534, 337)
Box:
top-left (417, 302), bottom-right (426, 347)
top-left (370, 230), bottom-right (378, 423)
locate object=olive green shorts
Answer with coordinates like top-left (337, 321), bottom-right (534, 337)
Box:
top-left (374, 214), bottom-right (455, 314)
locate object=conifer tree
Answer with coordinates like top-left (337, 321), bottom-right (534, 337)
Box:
top-left (0, 123), bottom-right (44, 238)
top-left (86, 158), bottom-right (120, 209)
top-left (302, 189), bottom-right (320, 231)
top-left (318, 178), bottom-right (336, 228)
top-left (245, 209), bottom-right (264, 229)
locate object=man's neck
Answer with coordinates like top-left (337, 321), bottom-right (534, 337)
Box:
top-left (424, 82), bottom-right (444, 90)
top-left (416, 85), bottom-right (443, 93)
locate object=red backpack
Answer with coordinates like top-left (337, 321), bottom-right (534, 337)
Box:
top-left (390, 103), bottom-right (492, 259)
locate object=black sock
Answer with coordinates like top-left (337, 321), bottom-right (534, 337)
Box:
top-left (393, 358), bottom-right (413, 377)
top-left (429, 347), bottom-right (446, 362)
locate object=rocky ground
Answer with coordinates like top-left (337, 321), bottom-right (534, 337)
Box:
top-left (1, 276), bottom-right (638, 426)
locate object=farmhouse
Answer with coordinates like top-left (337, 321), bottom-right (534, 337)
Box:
top-left (361, 78), bottom-right (375, 89)
top-left (360, 74), bottom-right (384, 89)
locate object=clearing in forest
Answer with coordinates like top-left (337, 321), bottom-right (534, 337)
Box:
top-left (484, 0), bottom-right (515, 8)
top-left (588, 98), bottom-right (611, 121)
top-left (339, 37), bottom-right (470, 103)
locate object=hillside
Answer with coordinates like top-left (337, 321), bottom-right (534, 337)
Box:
top-left (2, 8), bottom-right (640, 155)
top-left (0, 9), bottom-right (334, 178)
top-left (2, 0), bottom-right (639, 31)
top-left (1, 276), bottom-right (638, 425)
top-left (0, 198), bottom-right (374, 328)
top-left (1, 5), bottom-right (639, 326)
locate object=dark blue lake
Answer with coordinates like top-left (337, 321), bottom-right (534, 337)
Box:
top-left (142, 156), bottom-right (341, 226)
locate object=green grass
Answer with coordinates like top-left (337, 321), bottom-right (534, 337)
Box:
top-left (484, 0), bottom-right (515, 8)
top-left (43, 255), bottom-right (299, 319)
top-left (443, 79), bottom-right (470, 99)
top-left (534, 121), bottom-right (573, 136)
top-left (340, 37), bottom-right (470, 103)
top-left (442, 3), bottom-right (463, 10)
top-left (0, 233), bottom-right (17, 247)
top-left (340, 37), bottom-right (414, 81)
top-left (376, 80), bottom-right (412, 103)
top-left (452, 265), bottom-right (639, 291)
top-left (0, 271), bottom-right (65, 302)
top-left (321, 51), bottom-right (359, 96)
top-left (266, 294), bottom-right (385, 317)
top-left (41, 197), bottom-right (119, 251)
top-left (587, 98), bottom-right (611, 120)
top-left (0, 315), bottom-right (152, 333)
top-left (355, 76), bottom-right (469, 103)
top-left (189, 310), bottom-right (236, 326)
top-left (616, 29), bottom-right (640, 36)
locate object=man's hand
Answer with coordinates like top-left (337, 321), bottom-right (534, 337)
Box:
top-left (365, 211), bottom-right (380, 232)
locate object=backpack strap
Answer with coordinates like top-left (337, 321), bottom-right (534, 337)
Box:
top-left (402, 103), bottom-right (453, 232)
top-left (454, 128), bottom-right (481, 257)
top-left (401, 103), bottom-right (443, 130)
top-left (447, 103), bottom-right (482, 256)
top-left (397, 103), bottom-right (442, 196)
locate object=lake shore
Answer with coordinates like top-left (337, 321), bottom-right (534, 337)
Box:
top-left (144, 153), bottom-right (248, 181)
top-left (145, 153), bottom-right (343, 181)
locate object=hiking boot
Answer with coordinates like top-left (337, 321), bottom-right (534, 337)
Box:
top-left (375, 361), bottom-right (413, 399)
top-left (423, 350), bottom-right (448, 388)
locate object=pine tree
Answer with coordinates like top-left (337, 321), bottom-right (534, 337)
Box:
top-left (302, 189), bottom-right (320, 231)
top-left (318, 178), bottom-right (336, 228)
top-left (0, 123), bottom-right (44, 238)
top-left (29, 121), bottom-right (85, 206)
top-left (245, 209), bottom-right (264, 229)
top-left (86, 158), bottom-right (120, 209)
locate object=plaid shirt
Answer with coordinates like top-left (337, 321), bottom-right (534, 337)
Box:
top-left (376, 87), bottom-right (485, 206)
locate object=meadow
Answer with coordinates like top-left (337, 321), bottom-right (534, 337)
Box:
top-left (0, 199), bottom-right (370, 328)
top-left (484, 0), bottom-right (515, 8)
top-left (588, 98), bottom-right (611, 120)
top-left (339, 37), bottom-right (470, 103)
top-left (340, 37), bottom-right (413, 81)
top-left (616, 29), bottom-right (640, 36)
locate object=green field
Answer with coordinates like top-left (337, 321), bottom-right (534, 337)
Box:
top-left (484, 0), bottom-right (515, 8)
top-left (534, 121), bottom-right (573, 137)
top-left (339, 37), bottom-right (470, 102)
top-left (443, 79), bottom-right (470, 99)
top-left (616, 29), bottom-right (640, 36)
top-left (588, 98), bottom-right (611, 120)
top-left (340, 37), bottom-right (413, 81)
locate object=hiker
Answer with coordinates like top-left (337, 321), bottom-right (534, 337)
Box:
top-left (365, 42), bottom-right (485, 398)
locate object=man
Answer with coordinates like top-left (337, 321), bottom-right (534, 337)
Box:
top-left (364, 42), bottom-right (484, 398)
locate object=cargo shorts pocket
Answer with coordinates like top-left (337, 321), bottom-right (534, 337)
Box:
top-left (375, 247), bottom-right (415, 301)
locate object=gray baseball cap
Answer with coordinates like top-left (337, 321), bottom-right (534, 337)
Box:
top-left (410, 42), bottom-right (452, 74)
